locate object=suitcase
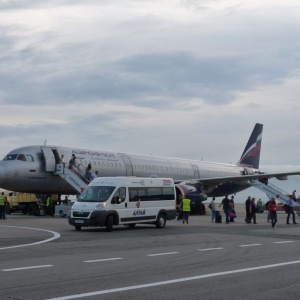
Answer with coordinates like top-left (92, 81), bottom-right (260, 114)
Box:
top-left (216, 215), bottom-right (222, 223)
top-left (215, 211), bottom-right (222, 223)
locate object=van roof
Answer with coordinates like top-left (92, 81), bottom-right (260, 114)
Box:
top-left (88, 177), bottom-right (174, 187)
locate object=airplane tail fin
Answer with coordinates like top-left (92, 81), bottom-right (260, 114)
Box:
top-left (237, 123), bottom-right (263, 169)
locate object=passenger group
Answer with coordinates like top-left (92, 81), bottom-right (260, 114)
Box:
top-left (206, 191), bottom-right (299, 229)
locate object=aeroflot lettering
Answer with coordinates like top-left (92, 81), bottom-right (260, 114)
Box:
top-left (133, 209), bottom-right (146, 216)
top-left (72, 150), bottom-right (115, 158)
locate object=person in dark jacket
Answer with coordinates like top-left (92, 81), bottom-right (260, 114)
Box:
top-left (245, 196), bottom-right (251, 223)
top-left (249, 198), bottom-right (257, 224)
top-left (219, 195), bottom-right (230, 224)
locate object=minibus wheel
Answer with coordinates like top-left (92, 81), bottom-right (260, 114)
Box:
top-left (106, 215), bottom-right (114, 232)
top-left (156, 214), bottom-right (166, 229)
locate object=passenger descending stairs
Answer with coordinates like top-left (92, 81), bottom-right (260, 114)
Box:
top-left (54, 163), bottom-right (89, 194)
top-left (251, 180), bottom-right (300, 207)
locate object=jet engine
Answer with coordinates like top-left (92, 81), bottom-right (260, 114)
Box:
top-left (175, 182), bottom-right (207, 215)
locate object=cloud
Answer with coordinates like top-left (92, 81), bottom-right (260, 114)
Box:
top-left (0, 0), bottom-right (300, 175)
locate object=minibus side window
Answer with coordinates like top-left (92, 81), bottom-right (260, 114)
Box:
top-left (162, 187), bottom-right (175, 200)
top-left (147, 187), bottom-right (162, 201)
top-left (129, 188), bottom-right (146, 202)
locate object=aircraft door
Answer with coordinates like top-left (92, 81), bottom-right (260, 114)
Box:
top-left (191, 164), bottom-right (200, 179)
top-left (120, 155), bottom-right (133, 176)
top-left (41, 147), bottom-right (56, 172)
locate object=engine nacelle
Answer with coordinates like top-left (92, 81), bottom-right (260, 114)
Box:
top-left (175, 183), bottom-right (207, 215)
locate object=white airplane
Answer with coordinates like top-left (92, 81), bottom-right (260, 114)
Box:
top-left (0, 123), bottom-right (299, 213)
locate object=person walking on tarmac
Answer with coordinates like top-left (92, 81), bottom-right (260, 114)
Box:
top-left (0, 192), bottom-right (7, 220)
top-left (268, 196), bottom-right (278, 229)
top-left (45, 195), bottom-right (54, 217)
top-left (286, 195), bottom-right (298, 225)
top-left (219, 195), bottom-right (230, 224)
top-left (182, 196), bottom-right (191, 224)
top-left (245, 196), bottom-right (251, 223)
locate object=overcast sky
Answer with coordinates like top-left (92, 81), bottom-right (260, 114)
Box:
top-left (1, 0), bottom-right (300, 202)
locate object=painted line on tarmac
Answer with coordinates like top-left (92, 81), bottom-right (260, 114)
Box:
top-left (84, 258), bottom-right (123, 263)
top-left (2, 265), bottom-right (53, 272)
top-left (0, 225), bottom-right (60, 250)
top-left (147, 252), bottom-right (179, 257)
top-left (239, 244), bottom-right (262, 247)
top-left (45, 259), bottom-right (300, 300)
top-left (197, 247), bottom-right (224, 251)
top-left (274, 241), bottom-right (294, 244)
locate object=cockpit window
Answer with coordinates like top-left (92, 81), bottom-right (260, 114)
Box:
top-left (17, 154), bottom-right (27, 161)
top-left (3, 154), bottom-right (18, 161)
top-left (26, 154), bottom-right (35, 162)
top-left (2, 153), bottom-right (34, 162)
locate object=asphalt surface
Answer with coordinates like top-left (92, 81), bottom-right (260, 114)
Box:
top-left (1, 206), bottom-right (300, 300)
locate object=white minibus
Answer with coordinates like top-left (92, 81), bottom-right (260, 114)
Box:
top-left (68, 177), bottom-right (177, 231)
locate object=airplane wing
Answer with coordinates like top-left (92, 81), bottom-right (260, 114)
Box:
top-left (181, 171), bottom-right (300, 186)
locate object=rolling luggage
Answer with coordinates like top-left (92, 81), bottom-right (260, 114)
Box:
top-left (215, 211), bottom-right (222, 223)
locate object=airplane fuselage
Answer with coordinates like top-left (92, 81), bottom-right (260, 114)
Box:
top-left (0, 145), bottom-right (257, 197)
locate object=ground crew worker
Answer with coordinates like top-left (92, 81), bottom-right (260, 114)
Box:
top-left (45, 195), bottom-right (53, 217)
top-left (0, 192), bottom-right (6, 220)
top-left (182, 196), bottom-right (191, 224)
top-left (257, 198), bottom-right (262, 212)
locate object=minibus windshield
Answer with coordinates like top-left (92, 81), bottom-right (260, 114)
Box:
top-left (78, 186), bottom-right (116, 202)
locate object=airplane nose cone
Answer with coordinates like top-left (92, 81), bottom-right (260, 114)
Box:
top-left (0, 164), bottom-right (5, 186)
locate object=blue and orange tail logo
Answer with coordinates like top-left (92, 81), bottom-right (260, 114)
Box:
top-left (237, 123), bottom-right (263, 169)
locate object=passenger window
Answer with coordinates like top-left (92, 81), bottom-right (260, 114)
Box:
top-left (129, 188), bottom-right (146, 202)
top-left (17, 154), bottom-right (27, 161)
top-left (163, 187), bottom-right (175, 200)
top-left (148, 187), bottom-right (161, 201)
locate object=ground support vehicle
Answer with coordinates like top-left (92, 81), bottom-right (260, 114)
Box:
top-left (69, 177), bottom-right (177, 232)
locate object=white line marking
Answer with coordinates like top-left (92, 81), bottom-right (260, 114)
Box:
top-left (2, 265), bottom-right (53, 272)
top-left (45, 260), bottom-right (300, 300)
top-left (0, 225), bottom-right (60, 250)
top-left (239, 244), bottom-right (262, 247)
top-left (147, 252), bottom-right (178, 257)
top-left (197, 247), bottom-right (224, 251)
top-left (84, 258), bottom-right (123, 263)
top-left (274, 241), bottom-right (294, 244)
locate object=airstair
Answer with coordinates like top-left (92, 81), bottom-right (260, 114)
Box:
top-left (251, 179), bottom-right (300, 207)
top-left (54, 163), bottom-right (89, 194)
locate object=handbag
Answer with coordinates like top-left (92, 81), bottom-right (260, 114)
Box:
top-left (208, 203), bottom-right (212, 209)
top-left (229, 212), bottom-right (236, 218)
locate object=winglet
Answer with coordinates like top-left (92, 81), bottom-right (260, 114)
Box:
top-left (237, 123), bottom-right (263, 169)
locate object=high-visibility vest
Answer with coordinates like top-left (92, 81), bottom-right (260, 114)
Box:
top-left (0, 194), bottom-right (5, 205)
top-left (182, 198), bottom-right (191, 212)
top-left (46, 197), bottom-right (52, 206)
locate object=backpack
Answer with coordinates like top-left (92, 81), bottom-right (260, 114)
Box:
top-left (282, 204), bottom-right (289, 213)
